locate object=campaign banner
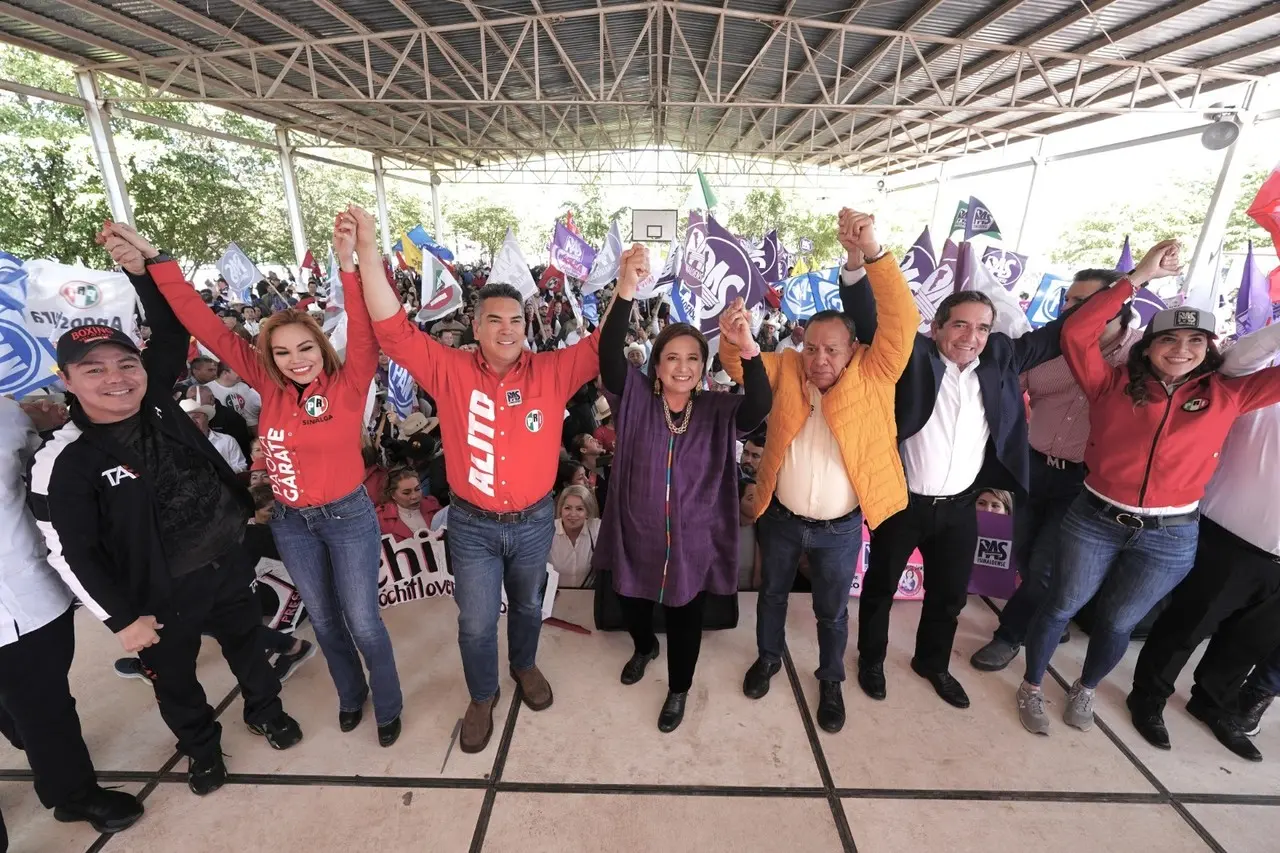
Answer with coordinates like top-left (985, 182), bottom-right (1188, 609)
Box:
top-left (377, 521), bottom-right (558, 618)
top-left (21, 260), bottom-right (140, 343)
top-left (584, 219), bottom-right (622, 293)
top-left (550, 222), bottom-right (596, 281)
top-left (960, 243), bottom-right (1031, 338)
top-left (254, 565), bottom-right (307, 633)
top-left (912, 239), bottom-right (959, 333)
top-left (386, 359), bottom-right (415, 418)
top-left (981, 247), bottom-right (1028, 290)
top-left (216, 242), bottom-right (262, 305)
top-left (777, 267), bottom-right (841, 322)
top-left (0, 255), bottom-right (58, 399)
top-left (682, 214), bottom-right (770, 339)
top-left (747, 230), bottom-right (787, 284)
top-left (416, 254), bottom-right (463, 322)
top-left (963, 196), bottom-right (1002, 240)
top-left (847, 510), bottom-right (1017, 601)
top-left (406, 224), bottom-right (455, 263)
top-left (490, 228), bottom-right (538, 302)
top-left (899, 227), bottom-right (937, 288)
top-left (1025, 272), bottom-right (1072, 328)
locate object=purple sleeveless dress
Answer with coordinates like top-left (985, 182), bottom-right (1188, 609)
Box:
top-left (592, 366), bottom-right (744, 608)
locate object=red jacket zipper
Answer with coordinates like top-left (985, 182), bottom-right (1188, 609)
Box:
top-left (1137, 386), bottom-right (1175, 507)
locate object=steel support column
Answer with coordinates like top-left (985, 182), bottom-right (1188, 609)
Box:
top-left (1184, 85), bottom-right (1260, 305)
top-left (372, 155), bottom-right (393, 257)
top-left (929, 162), bottom-right (947, 241)
top-left (430, 174), bottom-right (443, 242)
top-left (74, 71), bottom-right (133, 224)
top-left (276, 128), bottom-right (308, 268)
top-left (1016, 140), bottom-right (1047, 253)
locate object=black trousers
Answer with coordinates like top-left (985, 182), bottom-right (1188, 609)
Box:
top-left (137, 543), bottom-right (283, 761)
top-left (1132, 517), bottom-right (1280, 713)
top-left (618, 593), bottom-right (707, 694)
top-left (0, 606), bottom-right (97, 815)
top-left (858, 493), bottom-right (979, 673)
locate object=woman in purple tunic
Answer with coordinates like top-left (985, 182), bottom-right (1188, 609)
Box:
top-left (593, 246), bottom-right (771, 732)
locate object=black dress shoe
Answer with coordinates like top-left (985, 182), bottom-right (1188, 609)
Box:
top-left (742, 658), bottom-right (781, 699)
top-left (658, 691), bottom-right (687, 733)
top-left (187, 752), bottom-right (227, 796)
top-left (1187, 697), bottom-right (1262, 762)
top-left (1126, 693), bottom-right (1171, 750)
top-left (910, 659), bottom-right (970, 709)
top-left (377, 715), bottom-right (402, 748)
top-left (1238, 684), bottom-right (1275, 737)
top-left (816, 680), bottom-right (846, 734)
top-left (339, 707), bottom-right (363, 733)
top-left (857, 659), bottom-right (886, 701)
top-left (621, 643), bottom-right (659, 686)
top-left (53, 786), bottom-right (144, 833)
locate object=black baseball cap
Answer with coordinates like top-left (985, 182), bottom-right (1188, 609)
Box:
top-left (56, 325), bottom-right (141, 369)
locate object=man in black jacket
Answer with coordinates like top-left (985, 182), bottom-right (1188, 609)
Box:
top-left (844, 273), bottom-right (1069, 709)
top-left (28, 232), bottom-right (302, 797)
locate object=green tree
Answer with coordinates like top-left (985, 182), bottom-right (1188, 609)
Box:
top-left (561, 177), bottom-right (629, 246)
top-left (1052, 168), bottom-right (1272, 268)
top-left (449, 203), bottom-right (519, 262)
top-left (726, 188), bottom-right (789, 240)
top-left (0, 141), bottom-right (110, 264)
top-left (724, 188), bottom-right (841, 266)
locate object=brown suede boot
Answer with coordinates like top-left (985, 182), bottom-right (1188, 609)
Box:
top-left (459, 686), bottom-right (500, 754)
top-left (510, 665), bottom-right (554, 711)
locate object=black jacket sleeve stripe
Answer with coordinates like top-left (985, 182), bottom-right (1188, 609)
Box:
top-left (29, 424), bottom-right (138, 632)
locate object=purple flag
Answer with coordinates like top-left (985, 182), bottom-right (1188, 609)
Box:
top-left (968, 511), bottom-right (1018, 599)
top-left (963, 196), bottom-right (1002, 240)
top-left (981, 247), bottom-right (1029, 290)
top-left (681, 213), bottom-right (769, 340)
top-left (1236, 241), bottom-right (1271, 336)
top-left (1132, 288), bottom-right (1167, 327)
top-left (758, 230), bottom-right (787, 284)
top-left (678, 210), bottom-right (708, 296)
top-left (1115, 236), bottom-right (1135, 274)
top-left (549, 221), bottom-right (596, 281)
top-left (949, 201), bottom-right (968, 237)
top-left (914, 239), bottom-right (959, 333)
top-left (899, 227), bottom-right (936, 288)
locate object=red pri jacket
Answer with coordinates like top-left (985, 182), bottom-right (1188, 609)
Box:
top-left (151, 261), bottom-right (377, 508)
top-left (1063, 280), bottom-right (1280, 508)
top-left (359, 281), bottom-right (602, 513)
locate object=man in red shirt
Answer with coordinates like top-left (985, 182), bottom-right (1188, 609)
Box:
top-left (358, 265), bottom-right (601, 754)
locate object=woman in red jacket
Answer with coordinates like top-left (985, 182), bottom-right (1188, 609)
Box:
top-left (376, 468), bottom-right (442, 541)
top-left (102, 209), bottom-right (404, 747)
top-left (1016, 240), bottom-right (1280, 737)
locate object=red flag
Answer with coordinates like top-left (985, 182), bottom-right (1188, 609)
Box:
top-left (394, 251), bottom-right (409, 271)
top-left (301, 249), bottom-right (324, 282)
top-left (538, 265), bottom-right (565, 294)
top-left (1270, 265), bottom-right (1280, 305)
top-left (564, 211), bottom-right (579, 235)
top-left (383, 257), bottom-right (395, 284)
top-left (764, 284), bottom-right (781, 310)
top-left (1247, 167), bottom-right (1280, 262)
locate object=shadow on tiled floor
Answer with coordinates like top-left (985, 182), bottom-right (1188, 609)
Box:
top-left (2, 592), bottom-right (1275, 852)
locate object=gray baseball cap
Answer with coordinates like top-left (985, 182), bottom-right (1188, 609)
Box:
top-left (1145, 306), bottom-right (1217, 338)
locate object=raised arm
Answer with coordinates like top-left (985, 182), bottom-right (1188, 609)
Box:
top-left (1222, 320), bottom-right (1280, 378)
top-left (1061, 279), bottom-right (1129, 400)
top-left (839, 210), bottom-right (920, 383)
top-left (1232, 366), bottom-right (1280, 413)
top-left (98, 222), bottom-right (269, 389)
top-left (717, 300), bottom-right (771, 430)
top-left (365, 267), bottom-right (454, 398)
top-left (338, 207), bottom-right (382, 387)
top-left (597, 245), bottom-right (646, 396)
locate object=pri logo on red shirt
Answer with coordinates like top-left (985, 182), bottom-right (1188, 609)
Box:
top-left (303, 395), bottom-right (329, 418)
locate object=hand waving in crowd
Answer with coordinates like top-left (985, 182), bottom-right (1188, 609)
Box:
top-left (1130, 238), bottom-right (1183, 286)
top-left (334, 209), bottom-right (358, 272)
top-left (95, 221), bottom-right (159, 275)
top-left (837, 208), bottom-right (882, 270)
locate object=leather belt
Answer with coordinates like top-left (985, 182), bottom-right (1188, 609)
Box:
top-left (1083, 491), bottom-right (1199, 530)
top-left (449, 492), bottom-right (551, 524)
top-left (770, 501), bottom-right (858, 526)
top-left (1032, 449), bottom-right (1085, 471)
top-left (909, 490), bottom-right (978, 506)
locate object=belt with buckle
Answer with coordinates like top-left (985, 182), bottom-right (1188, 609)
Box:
top-left (1083, 491), bottom-right (1199, 529)
top-left (1033, 449), bottom-right (1085, 471)
top-left (450, 492), bottom-right (551, 524)
top-left (910, 490), bottom-right (977, 506)
top-left (771, 501), bottom-right (857, 526)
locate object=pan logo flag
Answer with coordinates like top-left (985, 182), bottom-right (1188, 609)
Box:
top-left (963, 196), bottom-right (1002, 240)
top-left (981, 247), bottom-right (1028, 290)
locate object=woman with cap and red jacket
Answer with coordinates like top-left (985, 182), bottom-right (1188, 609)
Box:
top-left (1015, 239), bottom-right (1280, 737)
top-left (100, 208), bottom-right (405, 748)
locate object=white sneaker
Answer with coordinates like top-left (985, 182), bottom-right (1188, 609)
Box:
top-left (1064, 680), bottom-right (1096, 731)
top-left (1017, 683), bottom-right (1051, 735)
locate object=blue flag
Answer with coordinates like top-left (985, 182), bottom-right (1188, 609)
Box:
top-left (386, 359), bottom-right (416, 418)
top-left (778, 267), bottom-right (841, 322)
top-left (215, 242), bottom-right (262, 304)
top-left (406, 225), bottom-right (455, 263)
top-left (0, 251), bottom-right (27, 312)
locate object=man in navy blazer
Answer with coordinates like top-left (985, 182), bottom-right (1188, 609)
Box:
top-left (842, 277), bottom-right (1069, 709)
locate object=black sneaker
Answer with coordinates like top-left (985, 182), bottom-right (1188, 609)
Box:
top-left (188, 752), bottom-right (228, 796)
top-left (1238, 685), bottom-right (1275, 737)
top-left (113, 657), bottom-right (157, 684)
top-left (53, 786), bottom-right (144, 833)
top-left (247, 712), bottom-right (303, 750)
top-left (272, 640), bottom-right (317, 683)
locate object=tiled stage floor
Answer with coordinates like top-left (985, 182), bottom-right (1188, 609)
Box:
top-left (3, 591), bottom-right (1277, 852)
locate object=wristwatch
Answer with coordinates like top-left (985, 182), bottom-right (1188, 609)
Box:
top-left (144, 252), bottom-right (173, 266)
top-left (865, 246), bottom-right (889, 264)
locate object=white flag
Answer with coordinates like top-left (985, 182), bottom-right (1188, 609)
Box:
top-left (584, 219), bottom-right (622, 293)
top-left (637, 236), bottom-right (679, 299)
top-left (489, 228), bottom-right (537, 302)
top-left (963, 243), bottom-right (1031, 339)
top-left (22, 260), bottom-right (141, 344)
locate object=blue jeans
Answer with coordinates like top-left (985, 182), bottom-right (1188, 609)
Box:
top-left (1248, 646), bottom-right (1280, 696)
top-left (1023, 493), bottom-right (1199, 689)
top-left (270, 487), bottom-right (403, 725)
top-left (756, 503), bottom-right (862, 682)
top-left (446, 495), bottom-right (555, 702)
top-left (995, 453), bottom-right (1085, 646)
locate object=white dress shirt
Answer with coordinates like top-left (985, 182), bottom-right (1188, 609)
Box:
top-left (0, 399), bottom-right (74, 648)
top-left (900, 355), bottom-right (990, 496)
top-left (774, 384), bottom-right (859, 520)
top-left (1200, 322), bottom-right (1280, 555)
top-left (548, 518), bottom-right (600, 588)
top-left (208, 430), bottom-right (247, 473)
